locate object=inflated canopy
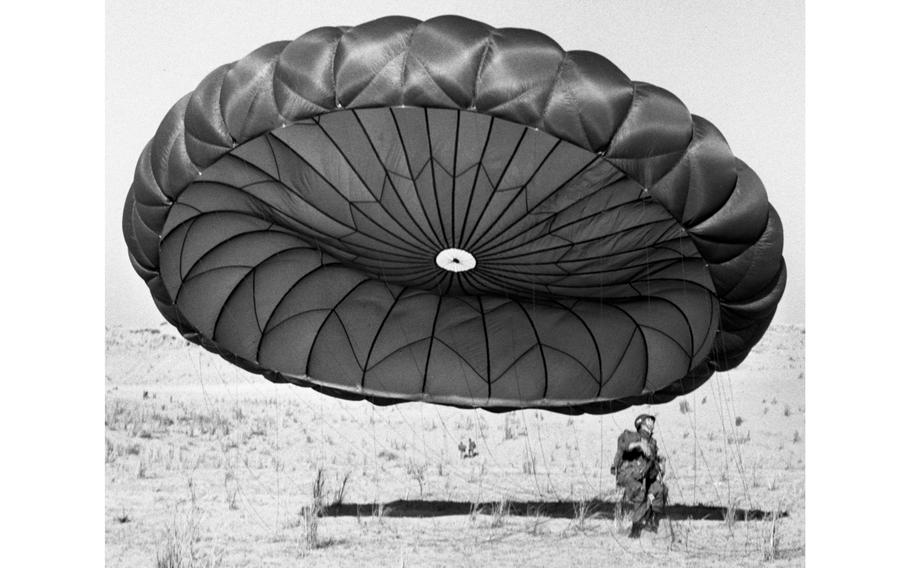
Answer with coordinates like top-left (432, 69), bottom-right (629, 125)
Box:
top-left (123, 15), bottom-right (786, 414)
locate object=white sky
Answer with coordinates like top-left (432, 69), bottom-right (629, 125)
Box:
top-left (106, 0), bottom-right (805, 327)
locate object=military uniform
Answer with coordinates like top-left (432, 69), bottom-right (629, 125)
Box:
top-left (612, 428), bottom-right (668, 535)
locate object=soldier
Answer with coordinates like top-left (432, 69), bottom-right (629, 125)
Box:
top-left (611, 413), bottom-right (669, 538)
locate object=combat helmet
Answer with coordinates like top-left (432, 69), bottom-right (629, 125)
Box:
top-left (634, 414), bottom-right (656, 431)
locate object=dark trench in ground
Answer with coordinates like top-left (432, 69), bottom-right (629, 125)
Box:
top-left (319, 499), bottom-right (786, 521)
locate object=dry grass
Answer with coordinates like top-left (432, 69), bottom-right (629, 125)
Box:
top-left (490, 497), bottom-right (511, 529)
top-left (762, 505), bottom-right (784, 561)
top-left (106, 324), bottom-right (805, 567)
top-left (405, 460), bottom-right (428, 497)
top-left (155, 483), bottom-right (223, 568)
top-left (571, 499), bottom-right (594, 532)
top-left (299, 468), bottom-right (326, 553)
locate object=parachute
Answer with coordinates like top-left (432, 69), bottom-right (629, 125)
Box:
top-left (123, 15), bottom-right (786, 414)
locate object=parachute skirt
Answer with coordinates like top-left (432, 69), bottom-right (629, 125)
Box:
top-left (123, 15), bottom-right (786, 415)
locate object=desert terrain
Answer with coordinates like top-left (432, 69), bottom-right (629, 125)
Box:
top-left (105, 323), bottom-right (804, 567)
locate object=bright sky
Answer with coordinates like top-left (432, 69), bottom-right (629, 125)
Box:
top-left (106, 0), bottom-right (804, 328)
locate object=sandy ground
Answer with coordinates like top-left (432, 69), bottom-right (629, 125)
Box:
top-left (105, 324), bottom-right (804, 567)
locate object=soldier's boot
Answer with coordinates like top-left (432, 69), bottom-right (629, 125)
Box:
top-left (645, 512), bottom-right (661, 533)
top-left (628, 522), bottom-right (643, 539)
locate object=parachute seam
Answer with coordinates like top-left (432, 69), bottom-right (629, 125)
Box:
top-left (468, 261), bottom-right (717, 309)
top-left (459, 267), bottom-right (484, 297)
top-left (131, 163), bottom-right (172, 208)
top-left (342, 263), bottom-right (438, 282)
top-left (468, 138), bottom-right (562, 252)
top-left (179, 64), bottom-right (225, 170)
top-left (450, 109), bottom-right (460, 245)
top-left (602, 81), bottom-right (639, 157)
top-left (470, 160), bottom-right (626, 256)
top-left (165, 222), bottom-right (305, 272)
top-left (260, 308), bottom-right (337, 343)
top-left (600, 89), bottom-right (696, 228)
top-left (182, 158), bottom-right (427, 259)
top-left (304, 278), bottom-right (373, 376)
top-left (350, 109), bottom-right (444, 248)
top-left (420, 295), bottom-right (444, 394)
top-left (330, 29), bottom-right (344, 107)
top-left (541, 344), bottom-right (599, 387)
top-left (360, 286), bottom-right (407, 387)
top-left (389, 107), bottom-right (448, 249)
top-left (510, 275), bottom-right (717, 301)
top-left (404, 52), bottom-right (459, 108)
top-left (538, 51), bottom-right (569, 128)
top-left (462, 267), bottom-right (529, 298)
top-left (176, 216), bottom-right (200, 282)
top-left (474, 184), bottom-right (649, 258)
top-left (128, 197), bottom-right (163, 252)
top-left (255, 263), bottom-right (346, 353)
top-left (487, 344), bottom-right (538, 385)
top-left (597, 324), bottom-right (639, 398)
top-left (714, 259), bottom-right (785, 313)
top-left (242, 47), bottom-right (282, 138)
top-left (181, 256), bottom-right (310, 287)
top-left (251, 262), bottom-right (261, 333)
top-left (637, 322), bottom-right (692, 367)
top-left (479, 255), bottom-right (701, 282)
top-left (409, 266), bottom-right (449, 293)
top-left (690, 170), bottom-right (770, 246)
top-left (559, 303), bottom-right (604, 391)
top-left (461, 127), bottom-right (529, 247)
top-left (181, 97), bottom-right (205, 178)
top-left (424, 107), bottom-right (448, 247)
top-left (468, 269), bottom-right (715, 311)
top-left (328, 298), bottom-right (370, 371)
top-left (345, 49), bottom-right (412, 106)
top-left (513, 302), bottom-right (549, 399)
top-left (630, 284), bottom-right (697, 366)
top-left (486, 217), bottom-right (680, 262)
top-left (171, 225), bottom-right (280, 303)
top-left (441, 269), bottom-right (456, 296)
top-left (265, 133), bottom-right (437, 256)
top-left (399, 24), bottom-right (419, 99)
top-left (209, 246), bottom-right (319, 348)
top-left (313, 117), bottom-right (438, 253)
top-left (477, 296), bottom-right (492, 398)
top-left (699, 281), bottom-right (719, 359)
top-left (560, 54), bottom-right (596, 150)
top-left (689, 216), bottom-right (767, 247)
top-left (217, 62), bottom-right (240, 147)
top-left (456, 114), bottom-right (494, 248)
top-left (715, 213), bottom-right (776, 300)
top-left (362, 335), bottom-right (435, 374)
top-left (264, 133), bottom-right (283, 183)
top-left (150, 95), bottom-right (192, 196)
top-left (163, 192), bottom-right (427, 263)
top-left (470, 31), bottom-right (496, 108)
top-left (605, 301), bottom-right (649, 394)
top-left (210, 64), bottom-right (236, 151)
top-left (163, 199), bottom-right (204, 223)
top-left (270, 46), bottom-right (290, 126)
top-left (427, 339), bottom-right (488, 386)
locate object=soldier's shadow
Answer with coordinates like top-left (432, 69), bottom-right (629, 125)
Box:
top-left (321, 499), bottom-right (784, 521)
